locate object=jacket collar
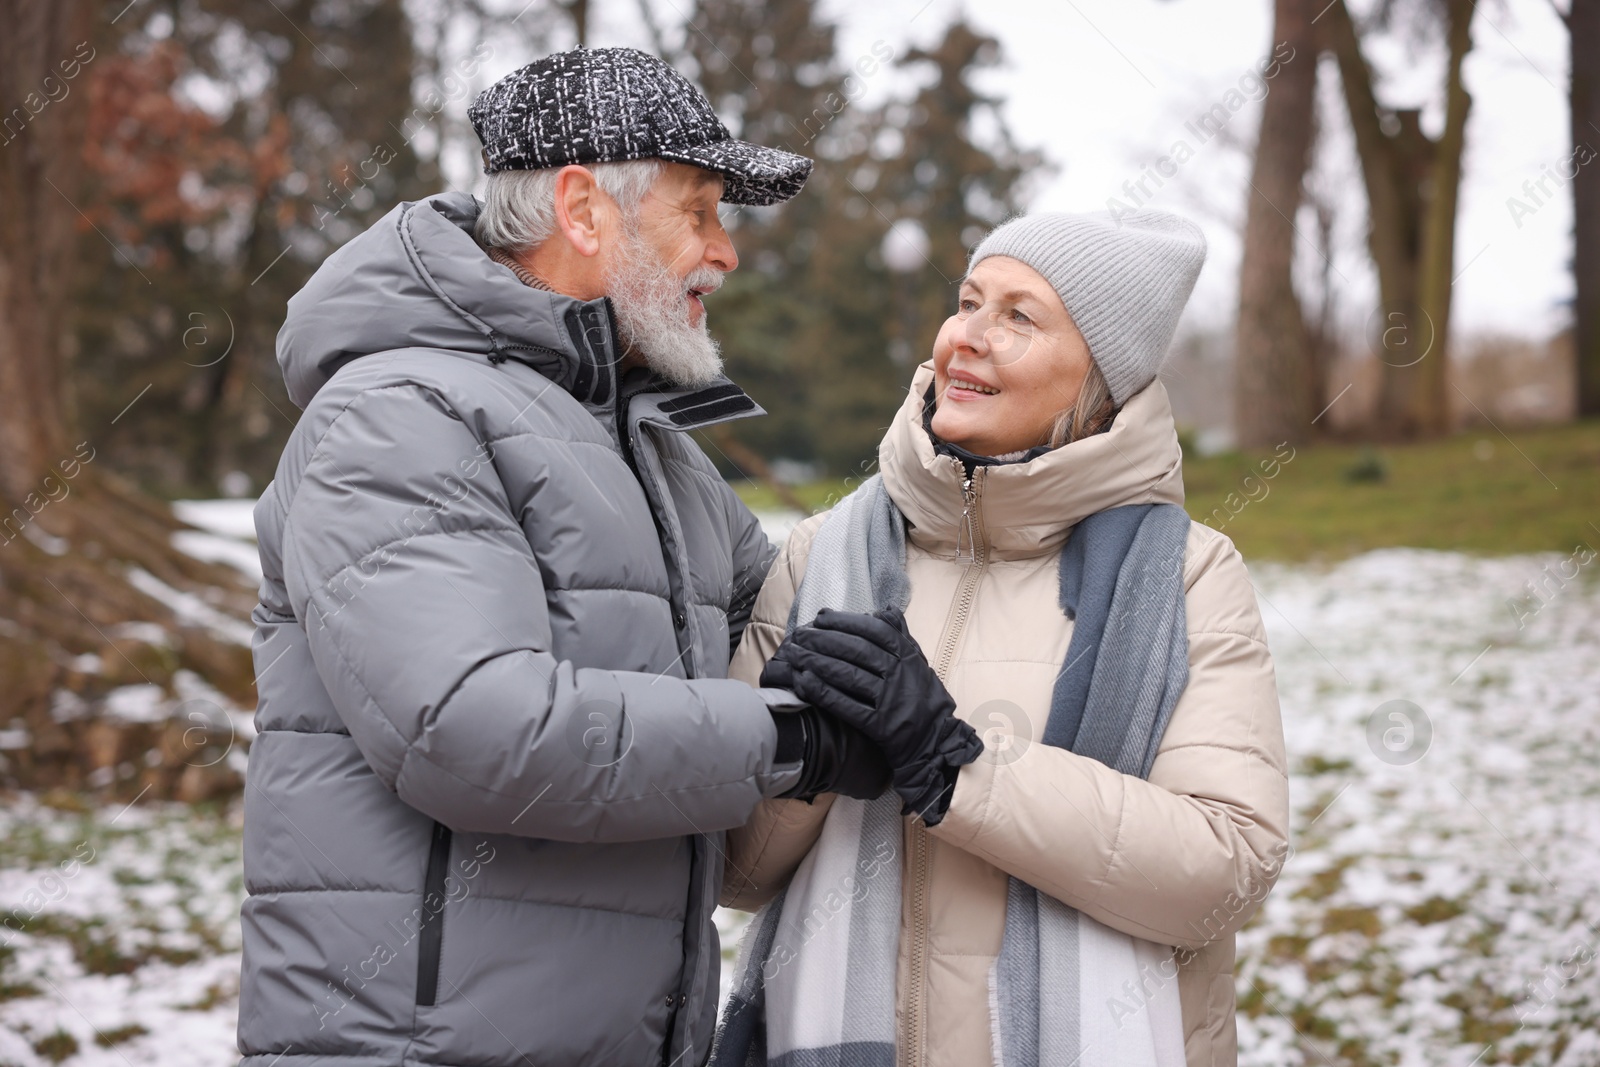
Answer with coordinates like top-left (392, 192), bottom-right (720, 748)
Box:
top-left (402, 194), bottom-right (629, 407)
top-left (879, 363), bottom-right (1186, 559)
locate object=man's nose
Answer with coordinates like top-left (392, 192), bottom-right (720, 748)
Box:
top-left (705, 222), bottom-right (738, 273)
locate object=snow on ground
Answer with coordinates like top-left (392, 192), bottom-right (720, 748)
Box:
top-left (0, 800), bottom-right (243, 1067)
top-left (1235, 549), bottom-right (1600, 1067)
top-left (170, 501), bottom-right (258, 543)
top-left (170, 500), bottom-right (262, 585)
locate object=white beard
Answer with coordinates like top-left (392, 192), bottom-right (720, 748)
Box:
top-left (605, 233), bottom-right (725, 389)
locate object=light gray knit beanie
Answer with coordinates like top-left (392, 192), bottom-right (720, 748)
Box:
top-left (968, 210), bottom-right (1207, 405)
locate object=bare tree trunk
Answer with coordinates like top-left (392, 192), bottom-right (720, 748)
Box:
top-left (1325, 1), bottom-right (1418, 435)
top-left (1235, 0), bottom-right (1318, 448)
top-left (1324, 0), bottom-right (1473, 438)
top-left (1573, 0), bottom-right (1600, 417)
top-left (1305, 190), bottom-right (1339, 422)
top-left (0, 0), bottom-right (91, 501)
top-left (1413, 0), bottom-right (1473, 435)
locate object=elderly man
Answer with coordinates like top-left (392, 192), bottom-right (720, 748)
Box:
top-left (238, 48), bottom-right (891, 1067)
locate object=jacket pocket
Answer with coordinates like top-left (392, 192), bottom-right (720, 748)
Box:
top-left (415, 822), bottom-right (452, 1006)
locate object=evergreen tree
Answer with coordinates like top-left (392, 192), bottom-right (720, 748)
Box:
top-left (875, 20), bottom-right (1041, 388)
top-left (685, 0), bottom-right (860, 469)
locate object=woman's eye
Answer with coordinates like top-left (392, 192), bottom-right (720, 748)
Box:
top-left (1010, 309), bottom-right (1033, 326)
top-left (957, 299), bottom-right (978, 314)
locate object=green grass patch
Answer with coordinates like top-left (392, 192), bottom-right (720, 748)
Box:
top-left (32, 1030), bottom-right (79, 1064)
top-left (1184, 421), bottom-right (1600, 560)
top-left (1321, 905), bottom-right (1383, 938)
top-left (1297, 755), bottom-right (1355, 776)
top-left (731, 477), bottom-right (857, 514)
top-left (734, 420), bottom-right (1600, 560)
top-left (95, 1024), bottom-right (148, 1047)
top-left (1404, 896), bottom-right (1468, 925)
top-left (1293, 856), bottom-right (1356, 902)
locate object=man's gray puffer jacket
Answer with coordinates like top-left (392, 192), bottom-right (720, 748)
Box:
top-left (239, 191), bottom-right (800, 1067)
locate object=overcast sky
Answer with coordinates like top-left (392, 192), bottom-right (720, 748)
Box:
top-left (581, 0), bottom-right (1574, 340)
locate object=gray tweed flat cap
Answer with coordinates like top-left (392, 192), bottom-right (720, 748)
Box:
top-left (969, 211), bottom-right (1207, 404)
top-left (469, 47), bottom-right (813, 207)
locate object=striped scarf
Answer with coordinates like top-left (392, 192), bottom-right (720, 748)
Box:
top-left (713, 475), bottom-right (1192, 1067)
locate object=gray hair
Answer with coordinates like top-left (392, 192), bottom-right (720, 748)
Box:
top-left (1047, 361), bottom-right (1116, 447)
top-left (474, 159), bottom-right (664, 252)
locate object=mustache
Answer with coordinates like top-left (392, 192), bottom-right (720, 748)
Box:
top-left (684, 266), bottom-right (724, 295)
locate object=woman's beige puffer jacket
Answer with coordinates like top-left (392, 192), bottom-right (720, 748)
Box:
top-left (722, 364), bottom-right (1290, 1067)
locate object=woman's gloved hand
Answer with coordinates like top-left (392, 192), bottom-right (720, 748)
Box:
top-left (769, 606), bottom-right (983, 825)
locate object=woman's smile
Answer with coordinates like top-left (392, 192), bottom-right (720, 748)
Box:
top-left (943, 369), bottom-right (1002, 401)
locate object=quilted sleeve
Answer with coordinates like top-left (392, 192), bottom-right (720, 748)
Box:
top-left (279, 382), bottom-right (799, 843)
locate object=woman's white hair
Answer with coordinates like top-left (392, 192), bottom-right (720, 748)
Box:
top-left (474, 159), bottom-right (664, 252)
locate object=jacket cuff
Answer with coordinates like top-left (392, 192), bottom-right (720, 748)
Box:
top-left (771, 709), bottom-right (806, 766)
top-left (754, 687), bottom-right (808, 711)
top-left (753, 688), bottom-right (806, 797)
top-left (930, 753), bottom-right (997, 849)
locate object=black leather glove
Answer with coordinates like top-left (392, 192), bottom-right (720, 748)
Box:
top-left (770, 607), bottom-right (983, 825)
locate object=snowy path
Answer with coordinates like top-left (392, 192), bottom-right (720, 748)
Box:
top-left (2, 542), bottom-right (1595, 1065)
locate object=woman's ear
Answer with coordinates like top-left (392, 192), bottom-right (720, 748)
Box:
top-left (551, 165), bottom-right (607, 258)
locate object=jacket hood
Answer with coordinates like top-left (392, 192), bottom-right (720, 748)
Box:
top-left (276, 192), bottom-right (627, 409)
top-left (880, 363), bottom-right (1185, 557)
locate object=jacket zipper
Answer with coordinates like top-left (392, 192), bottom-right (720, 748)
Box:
top-left (415, 821), bottom-right (452, 1006)
top-left (937, 469), bottom-right (986, 675)
top-left (615, 378), bottom-right (699, 1063)
top-left (902, 462), bottom-right (987, 1066)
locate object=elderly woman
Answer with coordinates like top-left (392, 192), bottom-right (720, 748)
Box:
top-left (714, 212), bottom-right (1290, 1067)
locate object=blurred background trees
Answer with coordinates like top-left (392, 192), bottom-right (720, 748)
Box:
top-left (77, 0), bottom-right (470, 497)
top-left (18, 0), bottom-right (1589, 496)
top-left (1320, 0), bottom-right (1476, 439)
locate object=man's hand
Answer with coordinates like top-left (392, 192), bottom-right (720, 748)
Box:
top-left (765, 697), bottom-right (891, 802)
top-left (769, 607), bottom-right (983, 825)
